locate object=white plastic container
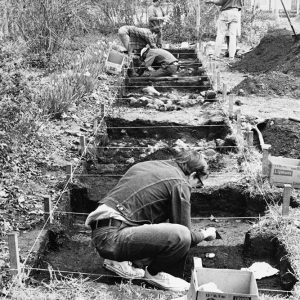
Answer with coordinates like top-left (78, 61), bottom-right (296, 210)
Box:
top-left (105, 49), bottom-right (125, 75)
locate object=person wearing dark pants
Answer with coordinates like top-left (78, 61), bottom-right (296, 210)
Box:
top-left (85, 150), bottom-right (216, 292)
top-left (137, 47), bottom-right (179, 77)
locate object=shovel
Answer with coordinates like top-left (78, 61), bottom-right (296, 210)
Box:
top-left (280, 0), bottom-right (300, 42)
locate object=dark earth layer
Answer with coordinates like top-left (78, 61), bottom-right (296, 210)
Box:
top-left (258, 118), bottom-right (300, 159)
top-left (31, 219), bottom-right (289, 297)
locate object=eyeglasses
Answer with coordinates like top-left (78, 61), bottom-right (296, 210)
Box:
top-left (195, 170), bottom-right (209, 186)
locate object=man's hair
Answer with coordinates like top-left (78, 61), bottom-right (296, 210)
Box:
top-left (153, 0), bottom-right (159, 2)
top-left (175, 150), bottom-right (208, 177)
top-left (150, 25), bottom-right (161, 33)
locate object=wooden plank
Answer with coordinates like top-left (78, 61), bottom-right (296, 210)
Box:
top-left (262, 144), bottom-right (272, 177)
top-left (8, 232), bottom-right (21, 276)
top-left (282, 184), bottom-right (292, 216)
top-left (127, 75), bottom-right (209, 83)
top-left (44, 196), bottom-right (53, 224)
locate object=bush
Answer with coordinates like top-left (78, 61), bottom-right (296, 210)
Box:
top-left (241, 8), bottom-right (278, 46)
top-left (36, 40), bottom-right (108, 118)
top-left (6, 0), bottom-right (96, 53)
top-left (163, 3), bottom-right (219, 43)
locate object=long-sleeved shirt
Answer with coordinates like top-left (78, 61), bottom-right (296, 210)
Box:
top-left (144, 48), bottom-right (178, 68)
top-left (120, 25), bottom-right (158, 51)
top-left (85, 160), bottom-right (205, 246)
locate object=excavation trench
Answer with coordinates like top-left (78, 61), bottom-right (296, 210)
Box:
top-left (31, 46), bottom-right (298, 295)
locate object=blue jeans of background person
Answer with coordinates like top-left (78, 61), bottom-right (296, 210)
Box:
top-left (144, 64), bottom-right (178, 77)
top-left (92, 222), bottom-right (192, 278)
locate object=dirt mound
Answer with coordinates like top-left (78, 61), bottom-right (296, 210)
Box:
top-left (232, 71), bottom-right (300, 98)
top-left (232, 29), bottom-right (298, 74)
top-left (258, 118), bottom-right (300, 159)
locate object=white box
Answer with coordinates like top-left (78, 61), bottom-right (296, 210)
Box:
top-left (269, 156), bottom-right (300, 188)
top-left (105, 49), bottom-right (125, 75)
top-left (187, 267), bottom-right (259, 300)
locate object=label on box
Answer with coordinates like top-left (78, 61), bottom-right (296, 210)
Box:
top-left (273, 169), bottom-right (293, 176)
top-left (205, 293), bottom-right (227, 299)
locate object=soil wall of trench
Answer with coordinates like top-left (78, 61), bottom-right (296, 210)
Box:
top-left (30, 46), bottom-right (299, 295)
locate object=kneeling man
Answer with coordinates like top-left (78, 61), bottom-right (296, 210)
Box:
top-left (137, 46), bottom-right (179, 77)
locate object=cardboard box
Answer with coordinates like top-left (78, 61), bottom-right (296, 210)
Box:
top-left (269, 156), bottom-right (300, 188)
top-left (187, 267), bottom-right (259, 300)
top-left (105, 49), bottom-right (125, 75)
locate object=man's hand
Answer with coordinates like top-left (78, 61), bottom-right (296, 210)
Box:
top-left (163, 15), bottom-right (171, 24)
top-left (201, 227), bottom-right (216, 241)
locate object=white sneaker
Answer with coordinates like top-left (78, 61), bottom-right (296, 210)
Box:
top-left (103, 259), bottom-right (145, 279)
top-left (144, 267), bottom-right (190, 292)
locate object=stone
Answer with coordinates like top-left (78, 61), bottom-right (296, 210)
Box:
top-left (204, 149), bottom-right (217, 157)
top-left (238, 89), bottom-right (246, 96)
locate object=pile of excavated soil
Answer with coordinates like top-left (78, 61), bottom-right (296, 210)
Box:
top-left (233, 29), bottom-right (297, 74)
top-left (232, 29), bottom-right (300, 97)
top-left (232, 71), bottom-right (300, 98)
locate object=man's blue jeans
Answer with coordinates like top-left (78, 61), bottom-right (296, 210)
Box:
top-left (92, 223), bottom-right (192, 278)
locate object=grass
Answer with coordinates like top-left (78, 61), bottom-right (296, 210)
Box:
top-left (5, 274), bottom-right (181, 300)
top-left (249, 205), bottom-right (300, 300)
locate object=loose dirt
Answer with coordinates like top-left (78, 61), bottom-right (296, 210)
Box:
top-left (231, 29), bottom-right (300, 97)
top-left (258, 118), bottom-right (300, 159)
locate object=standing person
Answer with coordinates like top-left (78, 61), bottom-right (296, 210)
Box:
top-left (148, 0), bottom-right (170, 48)
top-left (224, 4), bottom-right (242, 57)
top-left (85, 150), bottom-right (217, 292)
top-left (137, 46), bottom-right (179, 77)
top-left (205, 0), bottom-right (243, 59)
top-left (118, 25), bottom-right (160, 57)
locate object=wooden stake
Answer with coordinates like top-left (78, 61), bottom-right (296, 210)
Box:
top-left (44, 196), bottom-right (53, 224)
top-left (262, 144), bottom-right (271, 177)
top-left (66, 164), bottom-right (73, 183)
top-left (223, 83), bottom-right (227, 102)
top-left (201, 43), bottom-right (205, 54)
top-left (79, 136), bottom-right (86, 155)
top-left (236, 109), bottom-right (241, 135)
top-left (216, 71), bottom-right (221, 91)
top-left (212, 64), bottom-right (217, 90)
top-left (8, 232), bottom-right (21, 276)
top-left (282, 184), bottom-right (292, 216)
top-left (208, 57), bottom-right (212, 74)
top-left (101, 103), bottom-right (105, 117)
top-left (93, 119), bottom-right (98, 135)
top-left (246, 130), bottom-right (254, 147)
top-left (212, 62), bottom-right (216, 75)
top-left (196, 0), bottom-right (201, 40)
top-left (228, 94), bottom-right (234, 117)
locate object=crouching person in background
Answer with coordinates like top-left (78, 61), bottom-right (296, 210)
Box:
top-left (137, 46), bottom-right (179, 77)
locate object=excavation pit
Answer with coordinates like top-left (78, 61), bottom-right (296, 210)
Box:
top-left (33, 184), bottom-right (296, 291)
top-left (27, 46), bottom-right (299, 298)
